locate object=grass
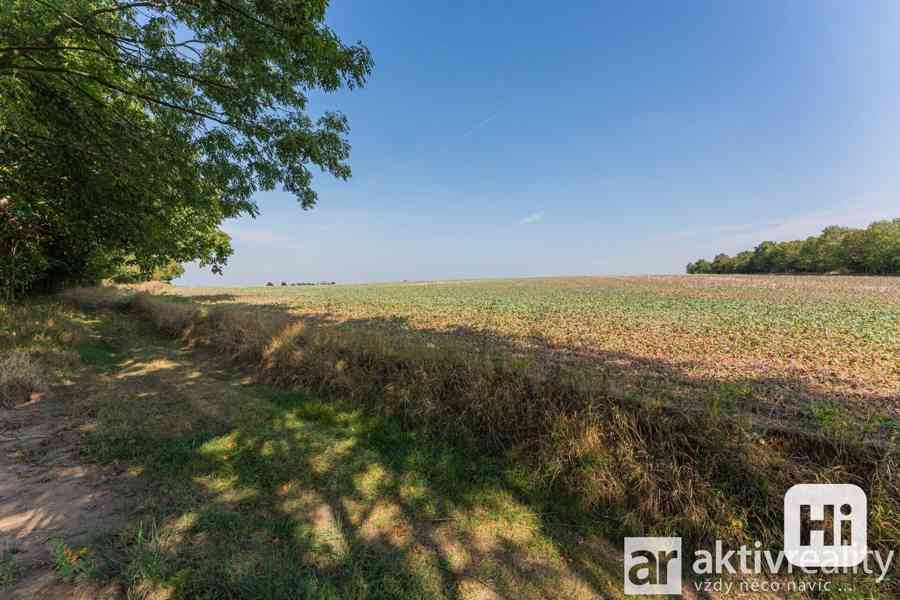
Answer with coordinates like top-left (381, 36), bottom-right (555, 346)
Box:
top-left (60, 285), bottom-right (899, 562)
top-left (0, 299), bottom-right (87, 406)
top-left (0, 349), bottom-right (46, 408)
top-left (70, 311), bottom-right (621, 599)
top-left (5, 276), bottom-right (899, 598)
top-left (0, 548), bottom-right (19, 587)
top-left (2, 297), bottom-right (623, 598)
top-left (88, 383), bottom-right (609, 598)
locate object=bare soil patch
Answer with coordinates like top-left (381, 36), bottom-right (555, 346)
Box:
top-left (1, 383), bottom-right (129, 599)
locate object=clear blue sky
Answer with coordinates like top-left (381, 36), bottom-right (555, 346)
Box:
top-left (180, 0), bottom-right (900, 285)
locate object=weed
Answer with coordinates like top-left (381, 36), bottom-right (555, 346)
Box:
top-left (49, 538), bottom-right (99, 581)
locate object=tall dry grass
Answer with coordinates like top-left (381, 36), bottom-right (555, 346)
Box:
top-left (0, 350), bottom-right (47, 408)
top-left (62, 287), bottom-right (900, 558)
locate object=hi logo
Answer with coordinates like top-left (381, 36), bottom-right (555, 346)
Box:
top-left (623, 537), bottom-right (682, 595)
top-left (784, 483), bottom-right (867, 567)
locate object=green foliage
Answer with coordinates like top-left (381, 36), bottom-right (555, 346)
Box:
top-left (687, 219), bottom-right (900, 274)
top-left (0, 549), bottom-right (18, 587)
top-left (0, 1), bottom-right (372, 297)
top-left (109, 258), bottom-right (185, 284)
top-left (49, 538), bottom-right (99, 581)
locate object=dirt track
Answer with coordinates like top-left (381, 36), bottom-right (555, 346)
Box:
top-left (1, 384), bottom-right (127, 599)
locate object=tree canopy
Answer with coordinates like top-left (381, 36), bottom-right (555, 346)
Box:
top-left (0, 0), bottom-right (372, 298)
top-left (686, 219), bottom-right (900, 275)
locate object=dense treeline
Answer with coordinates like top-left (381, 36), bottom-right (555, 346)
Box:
top-left (0, 1), bottom-right (371, 300)
top-left (686, 219), bottom-right (900, 275)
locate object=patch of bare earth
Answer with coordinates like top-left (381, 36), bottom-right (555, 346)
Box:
top-left (0, 386), bottom-right (128, 599)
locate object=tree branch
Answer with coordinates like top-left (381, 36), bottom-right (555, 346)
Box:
top-left (2, 65), bottom-right (233, 127)
top-left (0, 45), bottom-right (236, 91)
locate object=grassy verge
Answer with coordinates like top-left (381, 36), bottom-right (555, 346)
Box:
top-left (86, 361), bottom-right (618, 598)
top-left (58, 287), bottom-right (899, 595)
top-left (26, 298), bottom-right (621, 598)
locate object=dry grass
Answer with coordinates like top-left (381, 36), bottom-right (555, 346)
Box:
top-left (0, 299), bottom-right (79, 408)
top-left (0, 350), bottom-right (47, 408)
top-left (59, 286), bottom-right (133, 311)
top-left (61, 285), bottom-right (900, 570)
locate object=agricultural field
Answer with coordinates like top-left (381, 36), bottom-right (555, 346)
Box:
top-left (171, 275), bottom-right (900, 428)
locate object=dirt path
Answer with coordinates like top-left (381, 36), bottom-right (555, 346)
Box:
top-left (0, 382), bottom-right (127, 599)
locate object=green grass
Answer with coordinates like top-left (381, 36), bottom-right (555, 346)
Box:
top-left (0, 549), bottom-right (19, 587)
top-left (74, 314), bottom-right (619, 599)
top-left (75, 338), bottom-right (119, 367)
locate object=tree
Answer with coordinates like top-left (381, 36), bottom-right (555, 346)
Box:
top-left (110, 258), bottom-right (185, 284)
top-left (0, 0), bottom-right (372, 296)
top-left (732, 251), bottom-right (754, 274)
top-left (710, 253), bottom-right (734, 274)
top-left (750, 241), bottom-right (778, 273)
top-left (686, 259), bottom-right (712, 274)
top-left (816, 226), bottom-right (849, 272)
top-left (686, 219), bottom-right (899, 275)
top-left (848, 219), bottom-right (900, 274)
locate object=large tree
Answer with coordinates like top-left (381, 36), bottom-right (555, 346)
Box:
top-left (0, 0), bottom-right (372, 296)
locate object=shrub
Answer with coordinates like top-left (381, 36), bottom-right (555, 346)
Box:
top-left (0, 350), bottom-right (46, 408)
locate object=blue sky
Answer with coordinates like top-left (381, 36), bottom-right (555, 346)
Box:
top-left (180, 1), bottom-right (900, 285)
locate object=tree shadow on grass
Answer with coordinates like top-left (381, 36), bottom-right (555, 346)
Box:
top-left (79, 328), bottom-right (628, 599)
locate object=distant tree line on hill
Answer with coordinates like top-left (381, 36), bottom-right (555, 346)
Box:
top-left (266, 281), bottom-right (337, 287)
top-left (686, 219), bottom-right (900, 275)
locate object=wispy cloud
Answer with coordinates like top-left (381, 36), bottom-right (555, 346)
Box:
top-left (460, 111), bottom-right (501, 138)
top-left (432, 106), bottom-right (506, 155)
top-left (518, 211), bottom-right (545, 225)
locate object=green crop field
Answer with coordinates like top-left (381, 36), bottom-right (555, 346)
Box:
top-left (171, 275), bottom-right (900, 428)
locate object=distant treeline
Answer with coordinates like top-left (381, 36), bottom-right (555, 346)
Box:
top-left (686, 219), bottom-right (900, 275)
top-left (266, 281), bottom-right (336, 287)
